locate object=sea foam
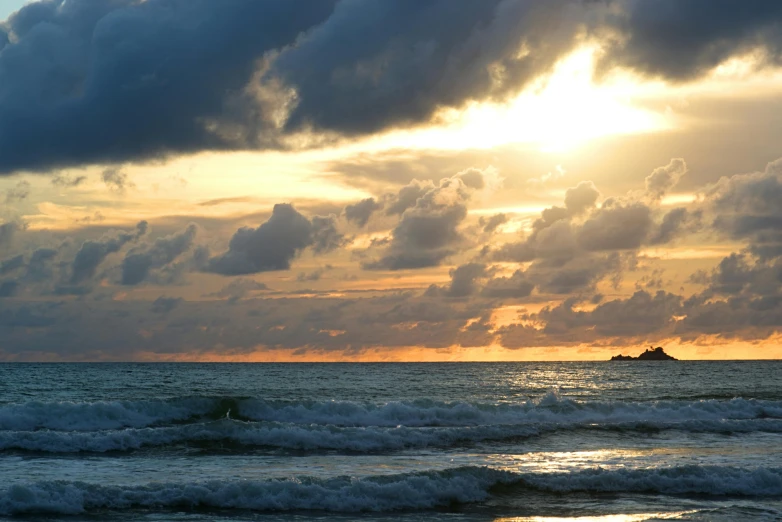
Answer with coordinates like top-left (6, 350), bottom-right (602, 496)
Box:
top-left (2, 393), bottom-right (780, 432)
top-left (1, 465), bottom-right (780, 515)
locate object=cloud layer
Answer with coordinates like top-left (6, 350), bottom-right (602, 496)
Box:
top-left (3, 0), bottom-right (782, 173)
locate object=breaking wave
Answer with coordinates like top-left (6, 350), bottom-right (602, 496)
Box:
top-left (1, 417), bottom-right (781, 454)
top-left (1, 392), bottom-right (781, 453)
top-left (2, 392), bottom-right (781, 431)
top-left (1, 465), bottom-right (780, 515)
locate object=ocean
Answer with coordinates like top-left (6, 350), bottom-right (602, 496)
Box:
top-left (0, 362), bottom-right (780, 521)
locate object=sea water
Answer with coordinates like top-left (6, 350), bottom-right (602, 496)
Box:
top-left (0, 362), bottom-right (780, 521)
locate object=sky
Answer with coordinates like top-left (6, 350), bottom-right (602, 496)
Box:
top-left (2, 0), bottom-right (782, 361)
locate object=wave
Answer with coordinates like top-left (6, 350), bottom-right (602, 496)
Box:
top-left (0, 420), bottom-right (544, 453)
top-left (520, 465), bottom-right (782, 496)
top-left (1, 465), bottom-right (780, 515)
top-left (237, 394), bottom-right (782, 427)
top-left (1, 392), bottom-right (781, 433)
top-left (0, 397), bottom-right (232, 431)
top-left (1, 417), bottom-right (781, 454)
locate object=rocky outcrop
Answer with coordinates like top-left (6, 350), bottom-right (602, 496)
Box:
top-left (610, 346), bottom-right (677, 361)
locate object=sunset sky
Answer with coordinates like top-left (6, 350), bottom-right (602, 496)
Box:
top-left (2, 0), bottom-right (782, 361)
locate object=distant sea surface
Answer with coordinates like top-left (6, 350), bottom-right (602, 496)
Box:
top-left (0, 362), bottom-right (781, 521)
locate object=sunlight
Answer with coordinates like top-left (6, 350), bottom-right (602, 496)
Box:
top-left (496, 512), bottom-right (698, 522)
top-left (363, 47), bottom-right (673, 153)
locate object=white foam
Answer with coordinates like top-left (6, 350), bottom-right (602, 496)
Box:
top-left (1, 465), bottom-right (780, 515)
top-left (238, 393), bottom-right (782, 428)
top-left (0, 467), bottom-right (508, 515)
top-left (1, 393), bottom-right (780, 435)
top-left (0, 420), bottom-right (543, 453)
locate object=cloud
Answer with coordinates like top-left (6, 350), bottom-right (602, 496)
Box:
top-left (310, 215), bottom-right (346, 254)
top-left (541, 290), bottom-right (683, 340)
top-left (297, 266), bottom-right (332, 282)
top-left (363, 173), bottom-right (480, 270)
top-left (384, 179), bottom-right (436, 216)
top-left (151, 296), bottom-right (183, 314)
top-left (649, 207), bottom-right (701, 245)
top-left (427, 263), bottom-right (490, 298)
top-left (0, 280), bottom-right (18, 298)
top-left (427, 262), bottom-right (534, 300)
top-left (26, 247), bottom-right (58, 282)
top-left (564, 181), bottom-right (600, 215)
top-left (101, 167), bottom-right (134, 194)
top-left (272, 0), bottom-right (588, 135)
top-left (0, 0), bottom-right (338, 174)
top-left (1, 1), bottom-right (779, 175)
top-left (52, 173), bottom-right (87, 187)
top-left (70, 221), bottom-right (147, 284)
top-left (704, 159), bottom-right (782, 259)
top-left (207, 278), bottom-right (269, 300)
top-left (344, 198), bottom-right (382, 227)
top-left (0, 293), bottom-right (496, 360)
top-left (645, 158), bottom-right (687, 201)
top-left (121, 224), bottom-right (198, 285)
top-left (206, 204), bottom-right (342, 275)
top-left (481, 270), bottom-right (534, 299)
top-left (0, 254), bottom-right (24, 275)
top-left (0, 222), bottom-right (21, 249)
top-left (577, 201), bottom-right (653, 252)
top-left (5, 180), bottom-right (30, 203)
top-left (493, 166), bottom-right (694, 294)
top-left (599, 1), bottom-right (782, 81)
top-left (479, 213), bottom-right (508, 234)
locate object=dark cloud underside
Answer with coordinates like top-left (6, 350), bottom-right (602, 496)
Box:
top-left (3, 0), bottom-right (781, 173)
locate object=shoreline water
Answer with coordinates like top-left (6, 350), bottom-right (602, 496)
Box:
top-left (0, 362), bottom-right (779, 520)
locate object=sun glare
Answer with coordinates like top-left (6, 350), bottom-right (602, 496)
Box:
top-left (366, 47), bottom-right (672, 153)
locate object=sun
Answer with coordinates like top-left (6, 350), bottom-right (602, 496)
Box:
top-left (359, 47), bottom-right (673, 154)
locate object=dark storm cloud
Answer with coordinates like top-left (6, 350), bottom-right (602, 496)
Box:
top-left (271, 0), bottom-right (584, 135)
top-left (206, 204), bottom-right (344, 275)
top-left (3, 1), bottom-right (782, 175)
top-left (600, 0), bottom-right (782, 81)
top-left (0, 0), bottom-right (337, 174)
top-left (344, 198), bottom-right (382, 227)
